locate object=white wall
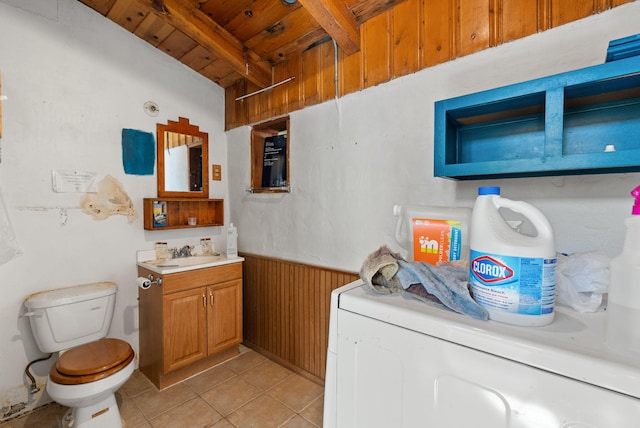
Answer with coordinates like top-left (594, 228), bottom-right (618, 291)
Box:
top-left (227, 2), bottom-right (640, 271)
top-left (0, 0), bottom-right (227, 415)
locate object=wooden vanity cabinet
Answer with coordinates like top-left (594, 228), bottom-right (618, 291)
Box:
top-left (138, 262), bottom-right (243, 389)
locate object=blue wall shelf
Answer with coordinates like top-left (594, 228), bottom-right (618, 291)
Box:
top-left (434, 55), bottom-right (640, 180)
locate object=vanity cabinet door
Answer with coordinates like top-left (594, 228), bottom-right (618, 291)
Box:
top-left (163, 287), bottom-right (208, 373)
top-left (207, 279), bottom-right (243, 355)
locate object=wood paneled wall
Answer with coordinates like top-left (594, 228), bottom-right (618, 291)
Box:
top-left (225, 0), bottom-right (632, 129)
top-left (241, 253), bottom-right (359, 384)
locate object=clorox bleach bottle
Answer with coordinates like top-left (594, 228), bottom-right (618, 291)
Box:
top-left (469, 186), bottom-right (557, 326)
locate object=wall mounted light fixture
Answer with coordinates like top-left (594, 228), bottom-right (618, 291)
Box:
top-left (143, 101), bottom-right (159, 117)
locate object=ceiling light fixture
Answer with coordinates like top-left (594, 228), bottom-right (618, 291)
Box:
top-left (282, 0), bottom-right (297, 5)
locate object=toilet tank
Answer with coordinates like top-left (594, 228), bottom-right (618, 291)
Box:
top-left (24, 282), bottom-right (118, 353)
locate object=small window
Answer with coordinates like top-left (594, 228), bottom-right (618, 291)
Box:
top-left (250, 117), bottom-right (290, 193)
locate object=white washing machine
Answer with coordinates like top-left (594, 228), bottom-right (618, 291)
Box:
top-left (323, 280), bottom-right (640, 427)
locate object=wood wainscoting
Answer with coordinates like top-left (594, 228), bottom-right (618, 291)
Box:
top-left (240, 253), bottom-right (359, 385)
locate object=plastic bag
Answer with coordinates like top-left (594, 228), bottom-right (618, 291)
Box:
top-left (556, 252), bottom-right (609, 312)
top-left (0, 182), bottom-right (22, 265)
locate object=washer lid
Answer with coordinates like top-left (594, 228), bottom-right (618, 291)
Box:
top-left (24, 282), bottom-right (117, 309)
top-left (337, 280), bottom-right (640, 399)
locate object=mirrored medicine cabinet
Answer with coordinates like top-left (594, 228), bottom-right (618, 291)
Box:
top-left (143, 117), bottom-right (223, 231)
top-left (157, 117), bottom-right (209, 198)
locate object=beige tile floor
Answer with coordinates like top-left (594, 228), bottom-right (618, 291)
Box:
top-left (0, 347), bottom-right (325, 428)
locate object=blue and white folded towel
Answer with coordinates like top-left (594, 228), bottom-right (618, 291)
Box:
top-left (360, 245), bottom-right (489, 321)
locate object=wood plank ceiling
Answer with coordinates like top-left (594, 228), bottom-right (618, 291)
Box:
top-left (77, 0), bottom-right (403, 89)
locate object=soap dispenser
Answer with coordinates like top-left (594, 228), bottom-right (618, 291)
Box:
top-left (606, 185), bottom-right (640, 354)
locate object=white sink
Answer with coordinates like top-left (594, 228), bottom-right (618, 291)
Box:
top-left (137, 253), bottom-right (246, 274)
top-left (145, 254), bottom-right (223, 268)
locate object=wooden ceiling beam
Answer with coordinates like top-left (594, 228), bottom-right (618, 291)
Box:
top-left (297, 0), bottom-right (360, 55)
top-left (148, 0), bottom-right (273, 87)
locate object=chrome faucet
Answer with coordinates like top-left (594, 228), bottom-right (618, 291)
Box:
top-left (168, 245), bottom-right (193, 258)
top-left (177, 245), bottom-right (193, 258)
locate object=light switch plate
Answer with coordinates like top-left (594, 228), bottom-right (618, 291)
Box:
top-left (212, 164), bottom-right (222, 181)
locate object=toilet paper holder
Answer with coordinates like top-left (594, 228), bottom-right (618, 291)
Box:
top-left (146, 274), bottom-right (162, 287)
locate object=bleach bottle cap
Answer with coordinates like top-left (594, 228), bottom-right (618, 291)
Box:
top-left (478, 186), bottom-right (500, 196)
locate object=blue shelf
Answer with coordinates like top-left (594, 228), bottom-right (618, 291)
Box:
top-left (434, 55), bottom-right (640, 180)
top-left (606, 34), bottom-right (640, 62)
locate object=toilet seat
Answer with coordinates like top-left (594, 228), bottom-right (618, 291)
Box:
top-left (49, 338), bottom-right (134, 385)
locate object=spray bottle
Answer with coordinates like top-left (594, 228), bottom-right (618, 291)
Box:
top-left (606, 185), bottom-right (640, 354)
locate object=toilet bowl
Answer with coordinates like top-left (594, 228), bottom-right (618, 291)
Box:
top-left (24, 282), bottom-right (134, 428)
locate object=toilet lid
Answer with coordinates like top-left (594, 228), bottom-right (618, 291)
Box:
top-left (50, 338), bottom-right (134, 385)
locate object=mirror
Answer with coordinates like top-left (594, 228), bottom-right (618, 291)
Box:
top-left (157, 117), bottom-right (209, 198)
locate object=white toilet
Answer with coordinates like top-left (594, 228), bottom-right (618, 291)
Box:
top-left (24, 281), bottom-right (135, 428)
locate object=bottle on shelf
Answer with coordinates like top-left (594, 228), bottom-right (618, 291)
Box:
top-left (227, 223), bottom-right (238, 258)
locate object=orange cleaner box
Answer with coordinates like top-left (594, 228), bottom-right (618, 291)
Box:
top-left (411, 218), bottom-right (463, 264)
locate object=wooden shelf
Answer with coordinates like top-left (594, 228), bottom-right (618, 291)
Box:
top-left (143, 198), bottom-right (224, 231)
top-left (434, 55), bottom-right (640, 179)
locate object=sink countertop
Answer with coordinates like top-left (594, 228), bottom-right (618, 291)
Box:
top-left (137, 249), bottom-right (244, 274)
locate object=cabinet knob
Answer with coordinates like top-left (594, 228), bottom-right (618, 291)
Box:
top-left (209, 290), bottom-right (214, 306)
